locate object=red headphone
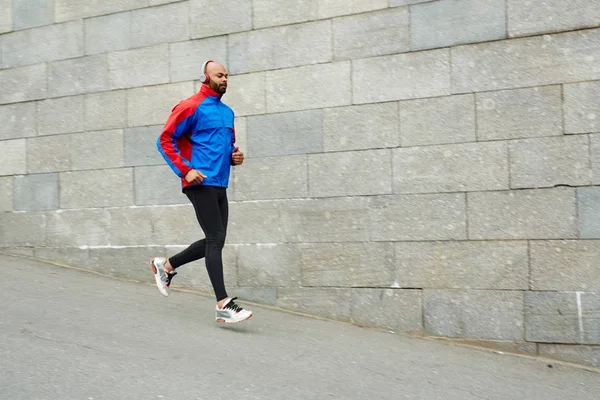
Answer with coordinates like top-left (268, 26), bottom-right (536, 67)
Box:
top-left (200, 59), bottom-right (214, 84)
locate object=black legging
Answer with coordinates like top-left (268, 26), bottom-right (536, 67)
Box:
top-left (168, 185), bottom-right (228, 301)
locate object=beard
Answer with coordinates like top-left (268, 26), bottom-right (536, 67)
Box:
top-left (209, 80), bottom-right (227, 94)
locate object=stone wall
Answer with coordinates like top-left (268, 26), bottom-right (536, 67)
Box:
top-left (1, 0), bottom-right (600, 367)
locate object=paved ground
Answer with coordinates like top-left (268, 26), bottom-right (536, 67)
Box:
top-left (1, 253), bottom-right (599, 400)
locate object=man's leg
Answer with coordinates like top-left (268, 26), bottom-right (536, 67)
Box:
top-left (167, 239), bottom-right (206, 272)
top-left (185, 186), bottom-right (228, 302)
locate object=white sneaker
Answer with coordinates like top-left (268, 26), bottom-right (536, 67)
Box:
top-left (216, 297), bottom-right (253, 323)
top-left (150, 257), bottom-right (169, 296)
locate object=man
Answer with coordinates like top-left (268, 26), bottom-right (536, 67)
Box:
top-left (151, 60), bottom-right (252, 324)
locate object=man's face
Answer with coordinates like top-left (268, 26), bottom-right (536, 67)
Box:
top-left (206, 63), bottom-right (228, 94)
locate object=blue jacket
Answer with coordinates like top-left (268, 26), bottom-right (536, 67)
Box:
top-left (157, 85), bottom-right (235, 189)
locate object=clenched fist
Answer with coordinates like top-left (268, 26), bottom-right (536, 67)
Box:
top-left (185, 169), bottom-right (207, 184)
top-left (232, 147), bottom-right (244, 165)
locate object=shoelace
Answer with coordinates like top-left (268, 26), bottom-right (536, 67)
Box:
top-left (224, 297), bottom-right (243, 312)
top-left (165, 272), bottom-right (177, 287)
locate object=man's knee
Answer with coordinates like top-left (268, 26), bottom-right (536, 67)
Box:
top-left (206, 232), bottom-right (226, 248)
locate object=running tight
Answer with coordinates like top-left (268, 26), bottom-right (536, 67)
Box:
top-left (168, 185), bottom-right (228, 301)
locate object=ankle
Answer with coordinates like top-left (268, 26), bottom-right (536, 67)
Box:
top-left (217, 298), bottom-right (229, 309)
top-left (164, 260), bottom-right (174, 273)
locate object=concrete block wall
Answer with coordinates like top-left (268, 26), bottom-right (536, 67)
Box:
top-left (1, 0), bottom-right (600, 367)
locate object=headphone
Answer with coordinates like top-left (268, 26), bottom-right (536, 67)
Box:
top-left (200, 59), bottom-right (214, 84)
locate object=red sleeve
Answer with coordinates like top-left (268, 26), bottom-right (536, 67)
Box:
top-left (157, 100), bottom-right (197, 178)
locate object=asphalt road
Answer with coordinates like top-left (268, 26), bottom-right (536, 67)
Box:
top-left (1, 253), bottom-right (598, 400)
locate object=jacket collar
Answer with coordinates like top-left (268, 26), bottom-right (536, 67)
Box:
top-left (200, 84), bottom-right (222, 99)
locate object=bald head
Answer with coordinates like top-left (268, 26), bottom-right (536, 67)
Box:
top-left (204, 61), bottom-right (228, 95)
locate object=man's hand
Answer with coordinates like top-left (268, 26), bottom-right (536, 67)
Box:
top-left (232, 147), bottom-right (244, 165)
top-left (185, 169), bottom-right (207, 184)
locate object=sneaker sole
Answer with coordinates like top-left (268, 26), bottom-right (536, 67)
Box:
top-left (150, 260), bottom-right (168, 297)
top-left (216, 312), bottom-right (253, 324)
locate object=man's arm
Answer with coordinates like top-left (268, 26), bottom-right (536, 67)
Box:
top-left (157, 101), bottom-right (195, 178)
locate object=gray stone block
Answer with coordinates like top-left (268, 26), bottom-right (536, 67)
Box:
top-left (509, 136), bottom-right (591, 189)
top-left (108, 45), bottom-right (169, 90)
top-left (85, 90), bottom-right (127, 131)
top-left (539, 344), bottom-right (600, 368)
top-left (0, 139), bottom-right (26, 176)
top-left (127, 82), bottom-right (194, 127)
top-left (0, 176), bottom-right (12, 211)
top-left (508, 0), bottom-right (600, 38)
top-left (333, 8), bottom-right (409, 61)
top-left (591, 135), bottom-right (600, 185)
top-left (149, 205), bottom-right (204, 246)
top-left (0, 0), bottom-right (11, 33)
top-left (253, 0), bottom-right (317, 29)
top-left (234, 117), bottom-right (247, 156)
top-left (468, 188), bottom-right (577, 240)
top-left (247, 110), bottom-right (323, 157)
top-left (125, 125), bottom-right (164, 167)
top-left (70, 129), bottom-right (124, 171)
top-left (55, 0), bottom-right (158, 22)
top-left (411, 0), bottom-right (506, 51)
top-left (229, 21), bottom-right (332, 74)
top-left (353, 49), bottom-right (450, 104)
top-left (106, 207), bottom-right (155, 246)
top-left (1, 20), bottom-right (82, 69)
top-left (301, 242), bottom-right (395, 287)
top-left (266, 62), bottom-right (351, 113)
top-left (578, 186), bottom-right (600, 238)
top-left (276, 288), bottom-right (352, 321)
top-left (13, 173), bottom-right (58, 211)
top-left (0, 211), bottom-right (46, 246)
top-left (476, 86), bottom-right (563, 141)
top-left (36, 95), bottom-right (84, 136)
top-left (60, 168), bottom-right (134, 209)
top-left (46, 208), bottom-right (110, 247)
top-left (130, 2), bottom-right (189, 49)
top-left (318, 0), bottom-right (387, 18)
top-left (170, 37), bottom-right (227, 83)
top-left (283, 197), bottom-right (372, 243)
top-left (525, 291), bottom-right (581, 343)
top-left (12, 0), bottom-right (54, 30)
top-left (227, 200), bottom-right (287, 244)
top-left (26, 135), bottom-right (70, 173)
top-left (224, 72), bottom-right (266, 117)
top-left (33, 246), bottom-right (90, 269)
top-left (309, 149), bottom-right (392, 197)
top-left (233, 287), bottom-right (277, 306)
top-left (0, 64), bottom-right (46, 104)
top-left (190, 0), bottom-right (251, 39)
top-left (582, 293), bottom-right (600, 344)
top-left (232, 155), bottom-right (308, 201)
top-left (84, 12), bottom-right (130, 55)
top-left (238, 244), bottom-right (301, 287)
top-left (134, 165), bottom-right (188, 206)
top-left (87, 246), bottom-right (164, 282)
top-left (165, 244), bottom-right (238, 291)
top-left (395, 241), bottom-right (528, 290)
top-left (393, 142), bottom-right (509, 194)
top-left (369, 193), bottom-right (467, 241)
top-left (399, 94), bottom-right (476, 147)
top-left (390, 0), bottom-right (433, 5)
top-left (452, 29), bottom-right (600, 93)
top-left (531, 240), bottom-right (600, 291)
top-left (48, 55), bottom-right (108, 97)
top-left (0, 102), bottom-right (36, 140)
top-left (425, 290), bottom-right (524, 340)
top-left (564, 81), bottom-right (600, 134)
top-left (323, 102), bottom-right (399, 152)
top-left (350, 289), bottom-right (422, 332)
